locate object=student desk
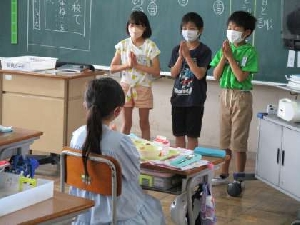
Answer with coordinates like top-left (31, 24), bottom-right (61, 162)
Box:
top-left (141, 156), bottom-right (226, 225)
top-left (0, 127), bottom-right (43, 160)
top-left (0, 191), bottom-right (94, 225)
top-left (0, 70), bottom-right (105, 154)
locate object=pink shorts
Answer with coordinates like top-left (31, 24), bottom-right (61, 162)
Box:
top-left (120, 82), bottom-right (153, 109)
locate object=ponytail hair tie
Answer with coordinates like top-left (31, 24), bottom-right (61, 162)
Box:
top-left (90, 104), bottom-right (102, 118)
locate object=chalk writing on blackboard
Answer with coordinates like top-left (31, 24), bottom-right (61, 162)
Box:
top-left (241, 0), bottom-right (253, 13)
top-left (33, 0), bottom-right (41, 30)
top-left (132, 6), bottom-right (143, 12)
top-left (131, 0), bottom-right (189, 16)
top-left (28, 0), bottom-right (92, 51)
top-left (132, 0), bottom-right (144, 14)
top-left (132, 0), bottom-right (144, 5)
top-left (178, 0), bottom-right (188, 7)
top-left (147, 1), bottom-right (157, 16)
top-left (131, 0), bottom-right (158, 17)
top-left (44, 0), bottom-right (86, 35)
top-left (257, 0), bottom-right (273, 31)
top-left (213, 0), bottom-right (225, 16)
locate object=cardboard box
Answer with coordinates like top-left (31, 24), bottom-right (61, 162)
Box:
top-left (0, 172), bottom-right (54, 216)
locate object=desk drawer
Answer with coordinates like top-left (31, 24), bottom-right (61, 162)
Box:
top-left (2, 93), bottom-right (65, 153)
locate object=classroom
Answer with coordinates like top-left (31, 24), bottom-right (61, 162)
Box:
top-left (1, 0), bottom-right (300, 224)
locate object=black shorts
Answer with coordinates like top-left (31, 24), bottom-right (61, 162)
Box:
top-left (172, 106), bottom-right (204, 138)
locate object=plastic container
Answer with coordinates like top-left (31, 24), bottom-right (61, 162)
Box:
top-left (1, 56), bottom-right (57, 71)
top-left (138, 143), bottom-right (162, 160)
top-left (132, 139), bottom-right (162, 160)
top-left (139, 169), bottom-right (181, 190)
top-left (194, 147), bottom-right (226, 158)
top-left (0, 172), bottom-right (54, 216)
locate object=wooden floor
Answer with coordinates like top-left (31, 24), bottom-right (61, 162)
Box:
top-left (36, 155), bottom-right (300, 225)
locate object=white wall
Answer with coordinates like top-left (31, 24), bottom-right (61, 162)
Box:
top-left (112, 75), bottom-right (291, 152)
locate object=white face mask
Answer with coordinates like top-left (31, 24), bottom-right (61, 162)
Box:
top-left (227, 30), bottom-right (244, 43)
top-left (129, 27), bottom-right (143, 39)
top-left (182, 30), bottom-right (199, 42)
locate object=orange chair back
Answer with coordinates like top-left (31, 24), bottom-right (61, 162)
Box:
top-left (61, 147), bottom-right (122, 196)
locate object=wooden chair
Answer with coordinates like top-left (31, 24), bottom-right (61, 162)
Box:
top-left (60, 147), bottom-right (122, 225)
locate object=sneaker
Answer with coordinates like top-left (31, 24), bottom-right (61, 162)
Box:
top-left (212, 174), bottom-right (229, 186)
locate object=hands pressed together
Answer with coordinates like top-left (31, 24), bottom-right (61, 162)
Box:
top-left (179, 41), bottom-right (191, 60)
top-left (128, 51), bottom-right (137, 68)
top-left (124, 49), bottom-right (160, 77)
top-left (221, 40), bottom-right (233, 61)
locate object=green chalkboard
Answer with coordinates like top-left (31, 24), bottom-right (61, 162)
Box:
top-left (0, 0), bottom-right (299, 83)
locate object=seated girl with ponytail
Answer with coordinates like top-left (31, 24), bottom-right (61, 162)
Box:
top-left (69, 77), bottom-right (165, 225)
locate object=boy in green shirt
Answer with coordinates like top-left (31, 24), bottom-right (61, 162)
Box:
top-left (210, 11), bottom-right (258, 185)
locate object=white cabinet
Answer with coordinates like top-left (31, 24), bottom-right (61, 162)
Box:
top-left (256, 116), bottom-right (300, 201)
top-left (256, 119), bottom-right (281, 186)
top-left (280, 128), bottom-right (300, 199)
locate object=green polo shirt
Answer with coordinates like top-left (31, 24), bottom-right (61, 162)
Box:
top-left (210, 43), bottom-right (258, 90)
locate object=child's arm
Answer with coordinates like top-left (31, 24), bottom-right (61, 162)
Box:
top-left (181, 42), bottom-right (207, 80)
top-left (185, 56), bottom-right (207, 80)
top-left (170, 54), bottom-right (183, 78)
top-left (227, 57), bottom-right (250, 82)
top-left (110, 52), bottom-right (131, 73)
top-left (223, 41), bottom-right (250, 82)
top-left (132, 55), bottom-right (161, 77)
top-left (213, 55), bottom-right (227, 81)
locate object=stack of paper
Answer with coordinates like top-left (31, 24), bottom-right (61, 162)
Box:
top-left (286, 75), bottom-right (300, 90)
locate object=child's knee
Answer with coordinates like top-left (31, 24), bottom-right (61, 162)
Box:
top-left (225, 148), bottom-right (232, 156)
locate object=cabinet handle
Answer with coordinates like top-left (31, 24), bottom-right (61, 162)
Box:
top-left (277, 148), bottom-right (280, 164)
top-left (282, 150), bottom-right (285, 166)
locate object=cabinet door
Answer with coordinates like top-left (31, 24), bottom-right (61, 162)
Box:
top-left (256, 119), bottom-right (282, 186)
top-left (280, 127), bottom-right (300, 200)
top-left (2, 93), bottom-right (65, 153)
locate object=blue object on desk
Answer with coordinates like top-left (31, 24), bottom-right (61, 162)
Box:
top-left (6, 155), bottom-right (39, 178)
top-left (170, 154), bottom-right (202, 168)
top-left (0, 125), bottom-right (13, 133)
top-left (257, 112), bottom-right (268, 119)
top-left (194, 147), bottom-right (226, 158)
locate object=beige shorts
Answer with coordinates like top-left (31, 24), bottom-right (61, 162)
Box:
top-left (220, 89), bottom-right (253, 152)
top-left (121, 82), bottom-right (153, 109)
